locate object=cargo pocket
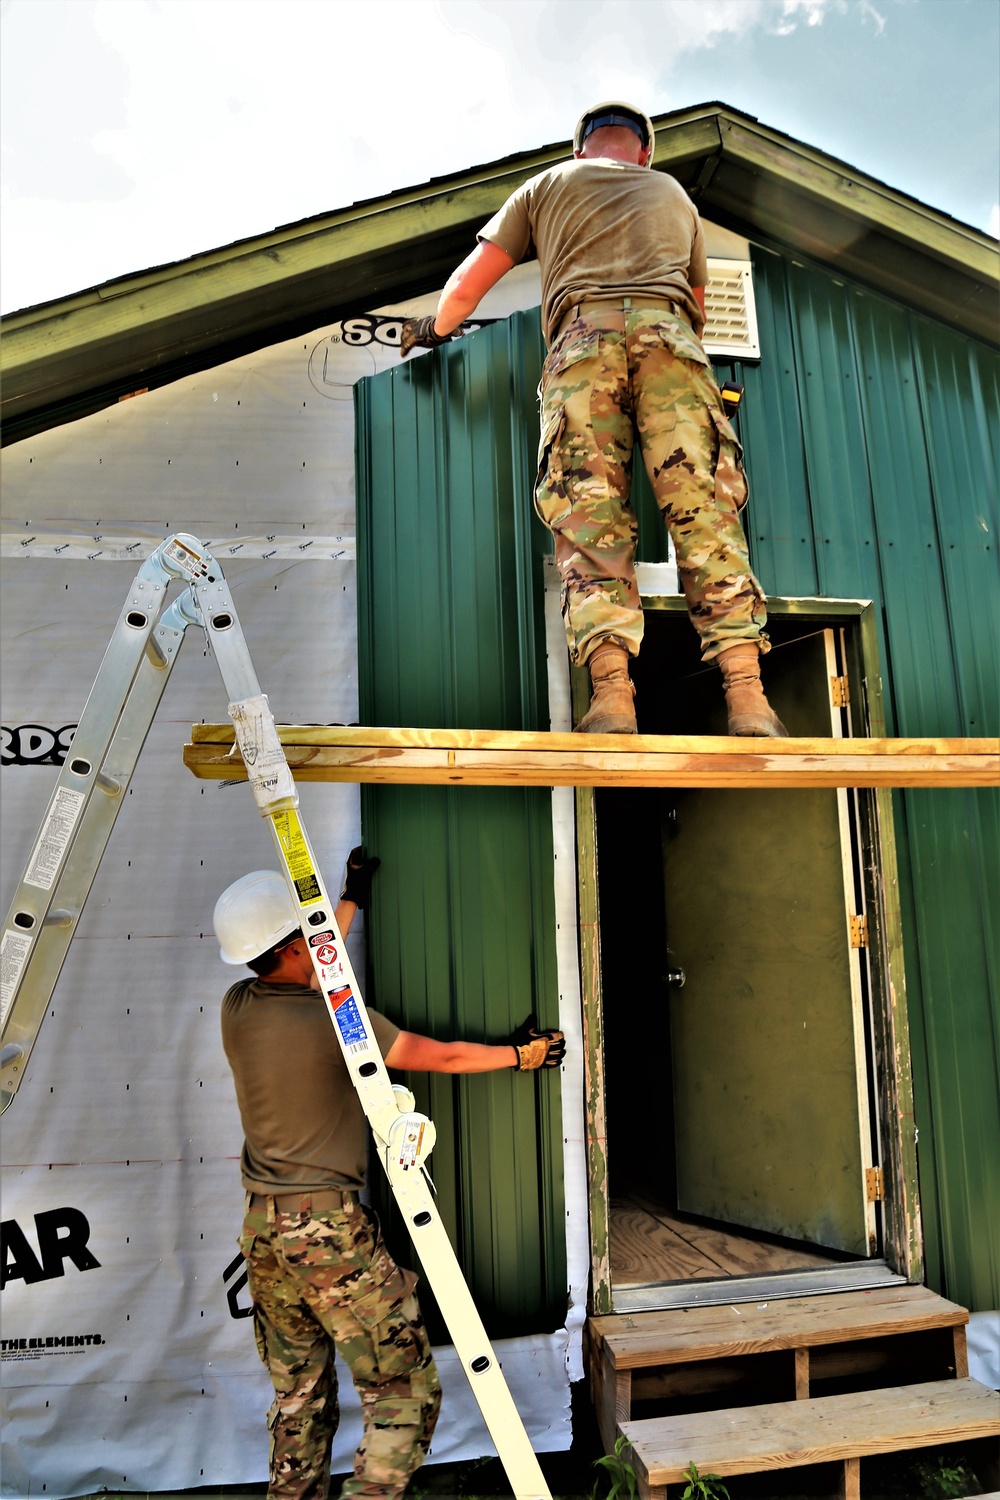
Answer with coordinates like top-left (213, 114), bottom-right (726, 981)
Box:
top-left (371, 1396), bottom-right (425, 1428)
top-left (251, 1307), bottom-right (269, 1367)
top-left (533, 328), bottom-right (604, 531)
top-left (351, 1270), bottom-right (428, 1382)
top-left (709, 405), bottom-right (750, 512)
top-left (266, 1400), bottom-right (279, 1473)
top-left (533, 404), bottom-right (570, 529)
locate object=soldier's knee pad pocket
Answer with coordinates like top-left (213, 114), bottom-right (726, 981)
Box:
top-left (709, 406), bottom-right (749, 512)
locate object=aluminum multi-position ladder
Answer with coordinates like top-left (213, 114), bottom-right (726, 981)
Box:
top-left (0, 534), bottom-right (552, 1500)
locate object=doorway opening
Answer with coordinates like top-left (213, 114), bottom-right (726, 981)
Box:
top-left (580, 599), bottom-right (919, 1312)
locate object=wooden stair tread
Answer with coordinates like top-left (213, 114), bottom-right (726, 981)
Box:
top-left (621, 1378), bottom-right (1000, 1484)
top-left (590, 1285), bottom-right (967, 1369)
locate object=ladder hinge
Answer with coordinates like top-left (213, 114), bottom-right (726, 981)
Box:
top-left (849, 914), bottom-right (868, 948)
top-left (865, 1167), bottom-right (883, 1202)
top-left (831, 675), bottom-right (850, 708)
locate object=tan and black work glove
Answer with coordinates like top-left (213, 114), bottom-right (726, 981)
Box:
top-left (399, 316), bottom-right (453, 357)
top-left (340, 846), bottom-right (381, 910)
top-left (510, 1014), bottom-right (566, 1071)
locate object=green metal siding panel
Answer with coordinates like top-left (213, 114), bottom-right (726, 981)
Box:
top-left (354, 313), bottom-right (566, 1339)
top-left (353, 256), bottom-right (998, 1315)
top-left (737, 253), bottom-right (820, 595)
top-left (912, 324), bottom-right (1000, 737)
top-left (743, 248), bottom-right (999, 1311)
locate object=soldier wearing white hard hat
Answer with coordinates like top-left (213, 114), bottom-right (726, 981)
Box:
top-left (213, 851), bottom-right (564, 1499)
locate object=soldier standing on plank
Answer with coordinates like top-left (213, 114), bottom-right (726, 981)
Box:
top-left (213, 852), bottom-right (564, 1500)
top-left (401, 100), bottom-right (787, 739)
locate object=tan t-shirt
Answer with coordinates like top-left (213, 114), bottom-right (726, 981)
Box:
top-left (221, 978), bottom-right (400, 1193)
top-left (479, 157), bottom-right (707, 343)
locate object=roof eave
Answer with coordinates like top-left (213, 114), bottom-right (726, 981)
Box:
top-left (2, 103), bottom-right (996, 445)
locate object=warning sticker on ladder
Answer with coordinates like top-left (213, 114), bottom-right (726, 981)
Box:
top-left (272, 808), bottom-right (322, 904)
top-left (1, 929), bottom-right (33, 1028)
top-left (24, 786), bottom-right (86, 891)
top-left (328, 986), bottom-right (370, 1053)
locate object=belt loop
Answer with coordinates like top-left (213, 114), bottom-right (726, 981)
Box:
top-left (623, 296), bottom-right (632, 310)
top-left (266, 1194), bottom-right (276, 1226)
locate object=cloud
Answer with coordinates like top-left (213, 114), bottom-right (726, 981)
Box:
top-left (858, 0), bottom-right (887, 36)
top-left (0, 0), bottom-right (994, 310)
top-left (988, 204), bottom-right (1000, 239)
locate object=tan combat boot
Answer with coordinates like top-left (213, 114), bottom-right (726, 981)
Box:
top-left (577, 640), bottom-right (637, 734)
top-left (717, 643), bottom-right (789, 737)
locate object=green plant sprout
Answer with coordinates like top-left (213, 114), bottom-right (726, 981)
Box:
top-left (592, 1435), bottom-right (640, 1499)
top-left (913, 1454), bottom-right (982, 1498)
top-left (680, 1460), bottom-right (731, 1500)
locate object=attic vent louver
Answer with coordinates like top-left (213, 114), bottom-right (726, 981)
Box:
top-left (702, 258), bottom-right (760, 359)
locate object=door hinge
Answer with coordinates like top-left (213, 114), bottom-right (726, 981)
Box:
top-left (849, 914), bottom-right (868, 948)
top-left (865, 1167), bottom-right (883, 1202)
top-left (831, 675), bottom-right (850, 708)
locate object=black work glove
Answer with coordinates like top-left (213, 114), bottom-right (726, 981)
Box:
top-left (510, 1014), bottom-right (566, 1071)
top-left (341, 846), bottom-right (381, 909)
top-left (400, 316), bottom-right (453, 356)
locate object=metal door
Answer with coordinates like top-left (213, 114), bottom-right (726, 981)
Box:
top-left (665, 630), bottom-right (878, 1256)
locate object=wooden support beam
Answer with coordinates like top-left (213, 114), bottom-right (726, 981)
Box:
top-left (183, 725), bottom-right (999, 790)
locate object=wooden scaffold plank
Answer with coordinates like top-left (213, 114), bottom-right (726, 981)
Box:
top-left (183, 725), bottom-right (999, 789)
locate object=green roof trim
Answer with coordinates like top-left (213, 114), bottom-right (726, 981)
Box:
top-left (2, 102), bottom-right (997, 444)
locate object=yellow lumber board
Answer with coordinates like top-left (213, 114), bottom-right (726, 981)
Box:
top-left (622, 1379), bottom-right (1000, 1484)
top-left (589, 1286), bottom-right (967, 1370)
top-left (183, 725), bottom-right (1000, 789)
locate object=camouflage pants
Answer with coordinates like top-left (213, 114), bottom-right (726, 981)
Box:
top-left (240, 1197), bottom-right (442, 1500)
top-left (535, 306), bottom-right (769, 665)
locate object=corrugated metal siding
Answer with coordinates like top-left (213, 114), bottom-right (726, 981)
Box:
top-left (727, 250), bottom-right (998, 1312)
top-left (355, 313), bottom-right (566, 1337)
top-left (356, 260), bottom-right (998, 1316)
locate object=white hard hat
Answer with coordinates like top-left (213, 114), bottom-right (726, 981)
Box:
top-left (574, 101), bottom-right (656, 164)
top-left (213, 870), bottom-right (300, 965)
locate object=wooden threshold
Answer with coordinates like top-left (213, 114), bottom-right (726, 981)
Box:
top-left (612, 1262), bottom-right (906, 1313)
top-left (183, 725), bottom-right (1000, 789)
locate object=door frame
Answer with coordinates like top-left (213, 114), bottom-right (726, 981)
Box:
top-left (574, 596), bottom-right (923, 1314)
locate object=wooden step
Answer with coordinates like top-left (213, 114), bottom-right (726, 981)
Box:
top-left (621, 1378), bottom-right (1000, 1499)
top-left (588, 1285), bottom-right (968, 1453)
top-left (182, 724), bottom-right (1000, 788)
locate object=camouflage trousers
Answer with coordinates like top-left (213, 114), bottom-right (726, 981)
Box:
top-left (240, 1197), bottom-right (442, 1500)
top-left (535, 306), bottom-right (769, 666)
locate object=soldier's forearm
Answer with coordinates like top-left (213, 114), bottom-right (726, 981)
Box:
top-left (435, 240), bottom-right (516, 335)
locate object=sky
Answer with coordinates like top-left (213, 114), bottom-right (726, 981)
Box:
top-left (1, 0), bottom-right (997, 314)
